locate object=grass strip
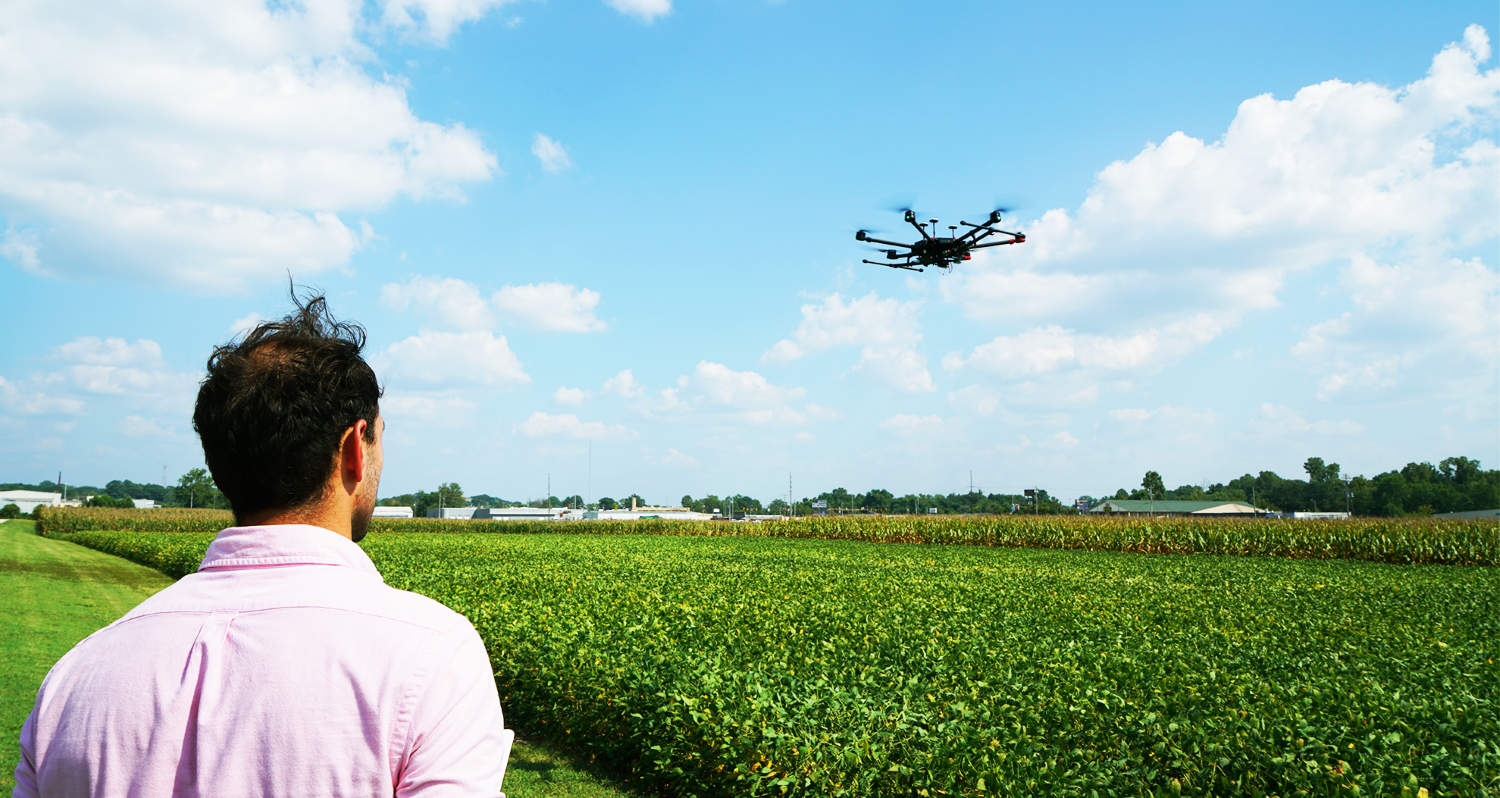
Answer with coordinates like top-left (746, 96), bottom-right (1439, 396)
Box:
top-left (0, 520), bottom-right (174, 792)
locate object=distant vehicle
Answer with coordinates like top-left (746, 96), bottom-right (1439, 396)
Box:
top-left (856, 208), bottom-right (1026, 272)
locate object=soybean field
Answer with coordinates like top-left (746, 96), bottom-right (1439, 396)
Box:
top-left (62, 526), bottom-right (1499, 797)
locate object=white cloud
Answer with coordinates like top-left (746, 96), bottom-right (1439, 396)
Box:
top-left (378, 330), bottom-right (530, 388)
top-left (618, 362), bottom-right (831, 427)
top-left (1246, 404), bottom-right (1364, 437)
top-left (116, 415), bottom-right (182, 438)
top-left (944, 314), bottom-right (1226, 376)
top-left (55, 337), bottom-right (165, 368)
top-left (659, 448), bottom-right (698, 467)
top-left (939, 26), bottom-right (1498, 400)
top-left (553, 387), bottom-right (590, 407)
top-left (514, 411), bottom-right (638, 441)
top-left (947, 385), bottom-right (1002, 416)
top-left (0, 376), bottom-right (85, 415)
top-left (382, 0), bottom-right (519, 43)
top-left (1292, 254), bottom-right (1499, 400)
top-left (493, 283), bottom-right (606, 333)
top-left (1043, 431), bottom-right (1081, 449)
top-left (603, 370), bottom-right (646, 399)
top-left (763, 291), bottom-right (933, 393)
top-left (229, 312), bottom-right (268, 336)
top-left (531, 133), bottom-right (573, 171)
top-left (0, 0), bottom-right (499, 292)
top-left (878, 413), bottom-right (945, 436)
top-left (50, 336), bottom-right (196, 404)
top-left (603, 0), bottom-right (671, 22)
top-left (380, 394), bottom-right (479, 427)
top-left (381, 275), bottom-right (496, 331)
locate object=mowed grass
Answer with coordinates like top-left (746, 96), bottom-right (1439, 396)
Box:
top-left (2, 520), bottom-right (643, 798)
top-left (0, 519), bottom-right (174, 792)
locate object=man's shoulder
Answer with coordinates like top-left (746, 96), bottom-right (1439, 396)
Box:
top-left (121, 565), bottom-right (477, 638)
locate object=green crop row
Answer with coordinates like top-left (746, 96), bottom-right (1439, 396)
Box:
top-left (64, 530), bottom-right (1499, 797)
top-left (42, 507), bottom-right (1499, 565)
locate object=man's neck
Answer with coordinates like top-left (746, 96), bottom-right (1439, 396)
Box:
top-left (239, 502), bottom-right (353, 540)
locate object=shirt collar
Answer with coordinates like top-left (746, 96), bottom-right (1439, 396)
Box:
top-left (198, 524), bottom-right (383, 579)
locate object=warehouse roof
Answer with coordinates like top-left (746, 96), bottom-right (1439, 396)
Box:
top-left (1090, 500), bottom-right (1261, 515)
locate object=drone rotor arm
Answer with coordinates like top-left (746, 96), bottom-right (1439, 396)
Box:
top-left (969, 235), bottom-right (1026, 249)
top-left (862, 260), bottom-right (924, 272)
top-left (859, 236), bottom-right (912, 249)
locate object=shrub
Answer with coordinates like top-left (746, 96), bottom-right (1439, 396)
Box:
top-left (0, 503), bottom-right (20, 519)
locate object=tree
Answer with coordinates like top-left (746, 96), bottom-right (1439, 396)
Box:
top-left (175, 468), bottom-right (221, 509)
top-left (681, 495), bottom-right (694, 509)
top-left (0, 504), bottom-right (20, 519)
top-left (435, 482), bottom-right (466, 509)
top-left (598, 497), bottom-right (618, 510)
top-left (1141, 471), bottom-right (1165, 499)
top-left (767, 498), bottom-right (789, 515)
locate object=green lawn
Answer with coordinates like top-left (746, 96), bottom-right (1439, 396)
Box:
top-left (0, 520), bottom-right (642, 798)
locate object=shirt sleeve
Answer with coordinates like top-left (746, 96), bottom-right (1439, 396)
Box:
top-left (12, 705), bottom-right (39, 798)
top-left (394, 624), bottom-right (513, 798)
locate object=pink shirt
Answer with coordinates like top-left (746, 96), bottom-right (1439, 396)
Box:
top-left (14, 525), bottom-right (513, 797)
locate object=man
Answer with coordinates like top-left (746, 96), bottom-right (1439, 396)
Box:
top-left (14, 294), bottom-right (513, 797)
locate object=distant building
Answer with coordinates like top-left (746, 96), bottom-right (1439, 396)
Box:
top-left (1089, 500), bottom-right (1262, 517)
top-left (373, 506), bottom-right (413, 518)
top-left (1290, 512), bottom-right (1351, 520)
top-left (582, 507), bottom-right (714, 522)
top-left (426, 507), bottom-right (478, 520)
top-left (132, 499), bottom-right (160, 510)
top-left (0, 490), bottom-right (62, 514)
top-left (1433, 508), bottom-right (1500, 519)
top-left (473, 507), bottom-right (566, 521)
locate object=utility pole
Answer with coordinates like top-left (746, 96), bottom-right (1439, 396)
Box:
top-left (587, 440), bottom-right (592, 508)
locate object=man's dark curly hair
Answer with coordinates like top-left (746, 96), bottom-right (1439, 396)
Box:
top-left (193, 290), bottom-right (382, 523)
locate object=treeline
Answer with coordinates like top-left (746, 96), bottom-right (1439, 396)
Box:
top-left (716, 455), bottom-right (1498, 517)
top-left (1099, 456), bottom-right (1496, 516)
top-left (1, 474), bottom-right (227, 509)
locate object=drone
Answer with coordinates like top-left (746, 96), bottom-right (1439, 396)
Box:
top-left (856, 209), bottom-right (1026, 272)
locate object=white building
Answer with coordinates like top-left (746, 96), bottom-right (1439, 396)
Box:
top-left (427, 507), bottom-right (478, 520)
top-left (582, 507), bottom-right (715, 522)
top-left (475, 507), bottom-right (567, 521)
top-left (373, 506), bottom-right (414, 518)
top-left (0, 490), bottom-right (62, 514)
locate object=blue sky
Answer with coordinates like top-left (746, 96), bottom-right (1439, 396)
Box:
top-left (2, 0), bottom-right (1496, 506)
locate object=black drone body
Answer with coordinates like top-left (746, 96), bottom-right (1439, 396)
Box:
top-left (856, 209), bottom-right (1026, 272)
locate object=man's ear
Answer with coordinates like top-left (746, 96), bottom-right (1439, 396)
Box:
top-left (343, 419), bottom-right (369, 487)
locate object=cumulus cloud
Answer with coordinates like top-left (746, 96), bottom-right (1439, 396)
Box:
top-left (603, 0), bottom-right (671, 22)
top-left (515, 411), bottom-right (638, 441)
top-left (613, 361), bottom-right (834, 426)
top-left (1107, 404), bottom-right (1224, 432)
top-left (381, 275), bottom-right (496, 331)
top-left (382, 0), bottom-right (520, 43)
top-left (944, 314), bottom-right (1225, 376)
top-left (0, 0), bottom-right (499, 292)
top-left (116, 415), bottom-right (182, 438)
top-left (938, 27), bottom-right (1498, 405)
top-left (229, 312), bottom-right (268, 336)
top-left (50, 336), bottom-right (197, 404)
top-left (603, 370), bottom-right (646, 398)
top-left (763, 292), bottom-right (933, 393)
top-left (493, 282), bottom-right (606, 333)
top-left (0, 376), bottom-right (85, 415)
top-left (660, 448), bottom-right (698, 467)
top-left (377, 330), bottom-right (530, 388)
top-left (1291, 253), bottom-right (1499, 401)
top-left (531, 133), bottom-right (573, 171)
top-left (553, 387), bottom-right (590, 406)
top-left (380, 394), bottom-right (479, 428)
top-left (1245, 403), bottom-right (1364, 437)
